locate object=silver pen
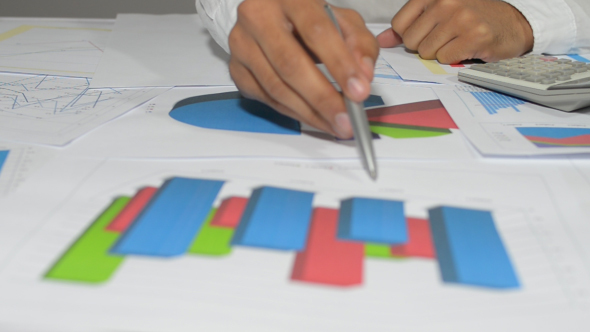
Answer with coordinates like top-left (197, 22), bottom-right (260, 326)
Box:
top-left (324, 4), bottom-right (378, 180)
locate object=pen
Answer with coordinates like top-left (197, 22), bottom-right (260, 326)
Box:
top-left (324, 4), bottom-right (378, 180)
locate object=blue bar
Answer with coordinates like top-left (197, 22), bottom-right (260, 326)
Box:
top-left (231, 186), bottom-right (314, 250)
top-left (568, 54), bottom-right (590, 63)
top-left (428, 206), bottom-right (520, 289)
top-left (111, 177), bottom-right (224, 257)
top-left (337, 198), bottom-right (407, 244)
top-left (0, 150), bottom-right (8, 174)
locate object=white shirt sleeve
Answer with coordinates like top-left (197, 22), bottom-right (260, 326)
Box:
top-left (197, 0), bottom-right (590, 56)
top-left (196, 0), bottom-right (243, 53)
top-left (195, 0), bottom-right (407, 54)
top-left (503, 0), bottom-right (590, 54)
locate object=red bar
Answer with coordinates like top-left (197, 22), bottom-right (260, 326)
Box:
top-left (390, 218), bottom-right (435, 258)
top-left (291, 208), bottom-right (364, 287)
top-left (366, 100), bottom-right (458, 130)
top-left (210, 196), bottom-right (248, 228)
top-left (105, 187), bottom-right (158, 232)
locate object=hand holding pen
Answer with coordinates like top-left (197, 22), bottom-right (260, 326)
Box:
top-left (227, 0), bottom-right (379, 139)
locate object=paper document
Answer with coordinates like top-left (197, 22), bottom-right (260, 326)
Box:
top-left (0, 157), bottom-right (589, 331)
top-left (0, 18), bottom-right (113, 77)
top-left (380, 46), bottom-right (469, 84)
top-left (62, 84), bottom-right (474, 160)
top-left (435, 85), bottom-right (590, 156)
top-left (0, 73), bottom-right (166, 146)
top-left (373, 55), bottom-right (404, 84)
top-left (90, 14), bottom-right (233, 88)
top-left (0, 142), bottom-right (54, 197)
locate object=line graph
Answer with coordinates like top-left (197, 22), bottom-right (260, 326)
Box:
top-left (0, 25), bottom-right (111, 77)
top-left (0, 73), bottom-right (161, 145)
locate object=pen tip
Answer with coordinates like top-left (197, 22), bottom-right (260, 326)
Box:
top-left (369, 169), bottom-right (377, 181)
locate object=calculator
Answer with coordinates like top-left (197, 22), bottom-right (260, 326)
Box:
top-left (458, 54), bottom-right (590, 112)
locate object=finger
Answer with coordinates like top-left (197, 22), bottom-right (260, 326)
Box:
top-left (238, 2), bottom-right (353, 136)
top-left (376, 28), bottom-right (403, 48)
top-left (284, 1), bottom-right (371, 102)
top-left (336, 8), bottom-right (380, 82)
top-left (433, 37), bottom-right (479, 64)
top-left (230, 58), bottom-right (340, 137)
top-left (416, 23), bottom-right (457, 60)
top-left (229, 29), bottom-right (347, 137)
top-left (400, 2), bottom-right (446, 51)
top-left (391, 0), bottom-right (432, 37)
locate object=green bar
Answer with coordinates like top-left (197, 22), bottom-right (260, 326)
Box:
top-left (370, 124), bottom-right (451, 139)
top-left (188, 209), bottom-right (234, 256)
top-left (365, 243), bottom-right (405, 259)
top-left (45, 197), bottom-right (130, 283)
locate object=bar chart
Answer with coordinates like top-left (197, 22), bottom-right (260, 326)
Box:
top-left (469, 91), bottom-right (525, 115)
top-left (45, 175), bottom-right (520, 290)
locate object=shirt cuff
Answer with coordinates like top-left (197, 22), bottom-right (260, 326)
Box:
top-left (503, 0), bottom-right (576, 54)
top-left (197, 0), bottom-right (243, 54)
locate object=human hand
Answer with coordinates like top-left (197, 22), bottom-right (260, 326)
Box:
top-left (376, 0), bottom-right (534, 64)
top-left (228, 0), bottom-right (379, 138)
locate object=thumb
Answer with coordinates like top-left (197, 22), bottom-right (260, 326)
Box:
top-left (376, 28), bottom-right (403, 48)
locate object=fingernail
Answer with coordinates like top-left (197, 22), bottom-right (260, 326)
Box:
top-left (347, 77), bottom-right (368, 100)
top-left (333, 112), bottom-right (353, 138)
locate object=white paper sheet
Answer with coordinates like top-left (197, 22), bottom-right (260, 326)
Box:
top-left (0, 17), bottom-right (113, 77)
top-left (372, 54), bottom-right (405, 84)
top-left (0, 73), bottom-right (166, 146)
top-left (380, 46), bottom-right (468, 84)
top-left (0, 142), bottom-right (55, 197)
top-left (434, 85), bottom-right (590, 156)
top-left (0, 157), bottom-right (589, 331)
top-left (89, 14), bottom-right (232, 88)
top-left (61, 84), bottom-right (474, 160)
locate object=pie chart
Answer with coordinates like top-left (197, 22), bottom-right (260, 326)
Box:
top-left (169, 92), bottom-right (386, 135)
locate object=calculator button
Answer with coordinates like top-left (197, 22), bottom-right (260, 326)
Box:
top-left (556, 75), bottom-right (572, 81)
top-left (508, 73), bottom-right (525, 79)
top-left (541, 78), bottom-right (556, 84)
top-left (540, 56), bottom-right (558, 62)
top-left (556, 59), bottom-right (572, 64)
top-left (544, 71), bottom-right (561, 78)
top-left (471, 65), bottom-right (495, 73)
top-left (499, 59), bottom-right (519, 64)
top-left (507, 68), bottom-right (526, 74)
top-left (561, 69), bottom-right (576, 75)
top-left (548, 77), bottom-right (590, 89)
top-left (525, 75), bottom-right (545, 82)
top-left (575, 67), bottom-right (589, 73)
